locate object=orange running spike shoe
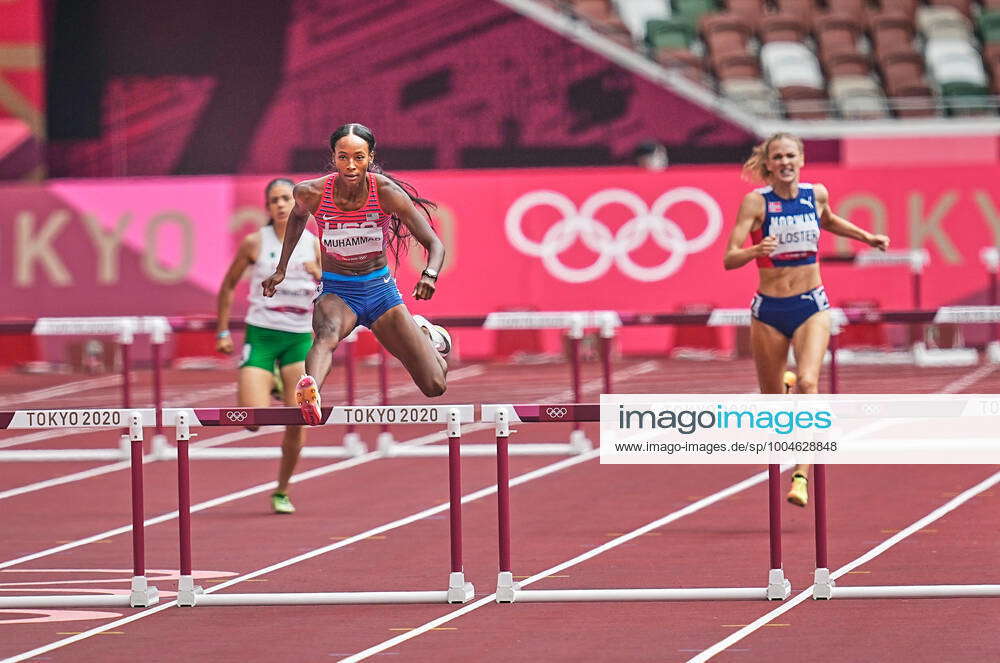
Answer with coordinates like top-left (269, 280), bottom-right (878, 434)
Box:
top-left (787, 473), bottom-right (808, 507)
top-left (294, 374), bottom-right (322, 425)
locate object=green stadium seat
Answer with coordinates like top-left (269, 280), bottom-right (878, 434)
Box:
top-left (940, 80), bottom-right (992, 116)
top-left (977, 11), bottom-right (1000, 44)
top-left (672, 0), bottom-right (718, 29)
top-left (646, 18), bottom-right (695, 50)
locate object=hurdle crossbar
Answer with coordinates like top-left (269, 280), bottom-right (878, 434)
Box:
top-left (169, 404), bottom-right (475, 607)
top-left (0, 409), bottom-right (159, 608)
top-left (0, 316), bottom-right (170, 462)
top-left (486, 405), bottom-right (791, 603)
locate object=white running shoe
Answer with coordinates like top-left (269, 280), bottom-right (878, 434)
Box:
top-left (412, 314), bottom-right (451, 356)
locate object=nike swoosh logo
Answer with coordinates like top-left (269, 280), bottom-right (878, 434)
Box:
top-left (382, 276), bottom-right (392, 284)
top-left (321, 215), bottom-right (334, 220)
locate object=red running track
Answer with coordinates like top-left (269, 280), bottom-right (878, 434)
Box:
top-left (0, 359), bottom-right (998, 662)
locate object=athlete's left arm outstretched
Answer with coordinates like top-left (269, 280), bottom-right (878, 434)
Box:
top-left (377, 175), bottom-right (445, 301)
top-left (815, 184), bottom-right (890, 250)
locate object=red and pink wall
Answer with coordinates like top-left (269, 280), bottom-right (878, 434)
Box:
top-left (2, 164), bottom-right (998, 357)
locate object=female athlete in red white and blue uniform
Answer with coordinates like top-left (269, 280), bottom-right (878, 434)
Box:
top-left (724, 133), bottom-right (890, 507)
top-left (262, 123), bottom-right (450, 425)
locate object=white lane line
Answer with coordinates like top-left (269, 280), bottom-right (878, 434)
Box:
top-left (0, 450), bottom-right (599, 663)
top-left (338, 465), bottom-right (776, 663)
top-left (941, 363), bottom-right (998, 394)
top-left (687, 468), bottom-right (1000, 662)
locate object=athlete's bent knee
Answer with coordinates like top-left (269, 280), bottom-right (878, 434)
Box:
top-left (796, 375), bottom-right (819, 393)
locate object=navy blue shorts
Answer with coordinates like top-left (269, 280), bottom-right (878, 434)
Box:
top-left (751, 285), bottom-right (830, 338)
top-left (320, 266), bottom-right (404, 328)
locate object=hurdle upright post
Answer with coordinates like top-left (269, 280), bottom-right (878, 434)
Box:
top-left (341, 333), bottom-right (365, 454)
top-left (766, 464), bottom-right (791, 599)
top-left (376, 344), bottom-right (396, 452)
top-left (567, 315), bottom-right (590, 451)
top-left (494, 407), bottom-right (518, 602)
top-left (982, 247), bottom-right (1000, 362)
top-left (174, 411), bottom-right (203, 606)
top-left (812, 463), bottom-right (833, 599)
top-left (599, 314), bottom-right (615, 394)
top-left (150, 320), bottom-right (167, 457)
top-left (118, 322), bottom-right (135, 411)
top-left (127, 411), bottom-right (159, 607)
top-left (446, 407), bottom-right (475, 602)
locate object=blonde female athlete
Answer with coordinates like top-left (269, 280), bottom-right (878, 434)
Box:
top-left (724, 133), bottom-right (889, 506)
top-left (217, 178), bottom-right (322, 514)
top-left (262, 123), bottom-right (450, 425)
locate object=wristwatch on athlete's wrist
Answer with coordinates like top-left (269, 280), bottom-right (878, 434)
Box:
top-left (421, 267), bottom-right (439, 281)
top-left (216, 330), bottom-right (231, 340)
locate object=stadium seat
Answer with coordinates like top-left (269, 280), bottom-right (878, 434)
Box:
top-left (815, 13), bottom-right (864, 55)
top-left (570, 0), bottom-right (614, 21)
top-left (825, 0), bottom-right (868, 21)
top-left (879, 48), bottom-right (928, 95)
top-left (724, 0), bottom-right (765, 29)
top-left (672, 0), bottom-right (719, 30)
top-left (925, 38), bottom-right (989, 87)
top-left (977, 11), bottom-right (1000, 45)
top-left (761, 41), bottom-right (825, 89)
top-left (720, 77), bottom-right (782, 116)
top-left (647, 18), bottom-right (695, 50)
top-left (711, 51), bottom-right (761, 79)
top-left (781, 85), bottom-right (830, 119)
top-left (759, 13), bottom-right (810, 43)
top-left (615, 0), bottom-right (670, 41)
top-left (654, 47), bottom-right (708, 83)
top-left (869, 12), bottom-right (916, 61)
top-left (774, 0), bottom-right (813, 20)
top-left (916, 6), bottom-right (973, 42)
top-left (829, 75), bottom-right (891, 118)
top-left (700, 12), bottom-right (752, 57)
top-left (824, 51), bottom-right (872, 77)
top-left (928, 0), bottom-right (973, 19)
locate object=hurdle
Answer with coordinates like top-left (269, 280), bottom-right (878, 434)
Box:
top-left (0, 408), bottom-right (160, 608)
top-left (0, 316), bottom-right (169, 462)
top-left (153, 329), bottom-right (368, 460)
top-left (482, 404), bottom-right (792, 603)
top-left (377, 311), bottom-right (619, 458)
top-left (165, 403), bottom-right (476, 606)
top-left (811, 463), bottom-right (1000, 600)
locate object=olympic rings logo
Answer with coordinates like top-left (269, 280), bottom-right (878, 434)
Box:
top-left (546, 407), bottom-right (568, 419)
top-left (505, 187), bottom-right (723, 283)
top-left (225, 410), bottom-right (249, 422)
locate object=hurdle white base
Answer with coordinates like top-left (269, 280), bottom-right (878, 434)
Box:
top-left (376, 431), bottom-right (397, 453)
top-left (500, 587), bottom-right (771, 603)
top-left (987, 341), bottom-right (1000, 364)
top-left (0, 448), bottom-right (128, 462)
top-left (829, 345), bottom-right (980, 368)
top-left (913, 343), bottom-right (979, 368)
top-left (341, 432), bottom-right (367, 456)
top-left (828, 584), bottom-right (1000, 599)
top-left (812, 567), bottom-right (834, 600)
top-left (129, 575), bottom-right (160, 607)
top-left (0, 594), bottom-right (136, 608)
top-left (766, 568), bottom-right (792, 600)
top-left (176, 574), bottom-right (204, 607)
top-left (447, 571), bottom-right (475, 603)
top-left (568, 429), bottom-right (593, 452)
top-left (496, 571), bottom-right (520, 603)
top-left (191, 590), bottom-right (462, 606)
top-left (384, 443), bottom-right (587, 457)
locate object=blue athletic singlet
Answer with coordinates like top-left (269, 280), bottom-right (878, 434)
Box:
top-left (750, 183), bottom-right (820, 268)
